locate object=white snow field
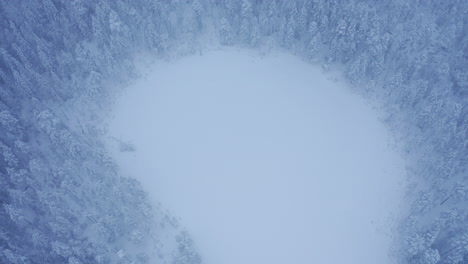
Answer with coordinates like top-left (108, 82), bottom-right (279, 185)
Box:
top-left (107, 49), bottom-right (406, 264)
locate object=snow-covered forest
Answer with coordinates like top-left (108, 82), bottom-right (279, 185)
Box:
top-left (0, 1), bottom-right (466, 264)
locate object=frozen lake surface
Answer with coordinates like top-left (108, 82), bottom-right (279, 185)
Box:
top-left (107, 49), bottom-right (406, 264)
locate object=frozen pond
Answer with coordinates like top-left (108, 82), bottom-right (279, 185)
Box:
top-left (107, 49), bottom-right (406, 264)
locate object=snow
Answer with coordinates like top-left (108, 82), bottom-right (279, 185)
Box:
top-left (107, 49), bottom-right (406, 264)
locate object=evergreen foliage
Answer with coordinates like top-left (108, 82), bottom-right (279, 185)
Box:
top-left (0, 0), bottom-right (466, 263)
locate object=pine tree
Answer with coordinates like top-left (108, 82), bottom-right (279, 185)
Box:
top-left (220, 18), bottom-right (232, 45)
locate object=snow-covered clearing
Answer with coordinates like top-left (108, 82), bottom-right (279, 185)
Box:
top-left (107, 49), bottom-right (406, 264)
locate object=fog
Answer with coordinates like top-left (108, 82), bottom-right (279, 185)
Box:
top-left (107, 49), bottom-right (406, 264)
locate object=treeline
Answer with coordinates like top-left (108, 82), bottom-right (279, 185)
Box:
top-left (0, 0), bottom-right (466, 264)
top-left (0, 1), bottom-right (201, 264)
top-left (203, 1), bottom-right (466, 263)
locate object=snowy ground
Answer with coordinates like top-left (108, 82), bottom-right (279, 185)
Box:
top-left (107, 49), bottom-right (406, 264)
